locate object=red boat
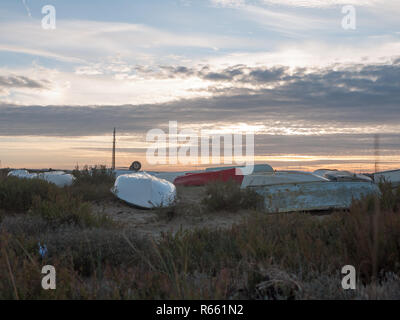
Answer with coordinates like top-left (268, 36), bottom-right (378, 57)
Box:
top-left (173, 168), bottom-right (244, 186)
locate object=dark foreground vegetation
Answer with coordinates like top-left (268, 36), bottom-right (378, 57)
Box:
top-left (0, 167), bottom-right (400, 299)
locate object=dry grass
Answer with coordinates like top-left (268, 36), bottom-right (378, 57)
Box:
top-left (1, 173), bottom-right (400, 300)
top-left (0, 167), bottom-right (114, 228)
top-left (69, 165), bottom-right (116, 202)
top-left (202, 180), bottom-right (263, 212)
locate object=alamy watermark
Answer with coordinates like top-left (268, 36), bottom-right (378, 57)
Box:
top-left (146, 121), bottom-right (255, 175)
top-left (342, 5), bottom-right (356, 30)
top-left (341, 265), bottom-right (356, 290)
top-left (37, 4), bottom-right (356, 32)
top-left (41, 5), bottom-right (56, 30)
top-left (41, 265), bottom-right (56, 290)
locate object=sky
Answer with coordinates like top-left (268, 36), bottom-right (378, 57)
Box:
top-left (0, 0), bottom-right (400, 171)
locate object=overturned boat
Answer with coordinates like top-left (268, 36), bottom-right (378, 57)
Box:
top-left (249, 181), bottom-right (380, 213)
top-left (174, 168), bottom-right (244, 186)
top-left (111, 172), bottom-right (176, 209)
top-left (205, 164), bottom-right (274, 173)
top-left (313, 169), bottom-right (372, 182)
top-left (37, 171), bottom-right (76, 187)
top-left (173, 166), bottom-right (330, 187)
top-left (374, 169), bottom-right (400, 186)
top-left (7, 170), bottom-right (37, 179)
top-left (151, 170), bottom-right (203, 183)
top-left (7, 170), bottom-right (75, 187)
top-left (173, 164), bottom-right (275, 186)
top-left (241, 170), bottom-right (329, 188)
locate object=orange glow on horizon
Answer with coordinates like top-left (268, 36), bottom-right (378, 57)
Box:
top-left (1, 135), bottom-right (399, 174)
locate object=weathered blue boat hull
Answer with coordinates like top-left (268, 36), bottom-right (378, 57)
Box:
top-left (250, 181), bottom-right (380, 213)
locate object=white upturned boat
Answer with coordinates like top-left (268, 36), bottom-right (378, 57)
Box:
top-left (313, 169), bottom-right (372, 182)
top-left (111, 172), bottom-right (176, 209)
top-left (374, 169), bottom-right (400, 186)
top-left (7, 170), bottom-right (37, 179)
top-left (249, 181), bottom-right (380, 213)
top-left (37, 171), bottom-right (76, 187)
top-left (241, 171), bottom-right (329, 188)
top-left (7, 170), bottom-right (75, 187)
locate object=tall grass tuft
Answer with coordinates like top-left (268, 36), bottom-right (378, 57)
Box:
top-left (202, 180), bottom-right (263, 212)
top-left (70, 165), bottom-right (115, 202)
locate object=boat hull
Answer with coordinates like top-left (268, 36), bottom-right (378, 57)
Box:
top-left (112, 172), bottom-right (176, 209)
top-left (241, 171), bottom-right (328, 188)
top-left (314, 169), bottom-right (372, 182)
top-left (8, 170), bottom-right (75, 187)
top-left (174, 168), bottom-right (244, 186)
top-left (250, 181), bottom-right (380, 213)
top-left (205, 164), bottom-right (273, 173)
top-left (374, 169), bottom-right (400, 186)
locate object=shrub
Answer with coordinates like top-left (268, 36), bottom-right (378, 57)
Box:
top-left (29, 193), bottom-right (114, 228)
top-left (0, 215), bottom-right (53, 237)
top-left (377, 180), bottom-right (400, 212)
top-left (0, 168), bottom-right (10, 179)
top-left (202, 180), bottom-right (263, 212)
top-left (70, 165), bottom-right (115, 202)
top-left (0, 176), bottom-right (60, 212)
top-left (72, 165), bottom-right (115, 185)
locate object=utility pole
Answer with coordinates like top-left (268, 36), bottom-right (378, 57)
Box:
top-left (374, 134), bottom-right (380, 173)
top-left (112, 127), bottom-right (116, 170)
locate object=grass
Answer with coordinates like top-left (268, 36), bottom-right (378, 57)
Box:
top-left (29, 193), bottom-right (113, 228)
top-left (0, 170), bottom-right (400, 299)
top-left (69, 165), bottom-right (116, 202)
top-left (0, 176), bottom-right (60, 212)
top-left (0, 166), bottom-right (114, 228)
top-left (202, 180), bottom-right (263, 212)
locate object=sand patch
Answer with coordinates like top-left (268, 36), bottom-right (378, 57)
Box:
top-left (92, 186), bottom-right (255, 238)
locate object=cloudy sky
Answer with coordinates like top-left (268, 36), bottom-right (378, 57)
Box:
top-left (1, 0), bottom-right (400, 171)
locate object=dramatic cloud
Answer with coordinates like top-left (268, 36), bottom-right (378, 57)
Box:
top-left (0, 75), bottom-right (47, 88)
top-left (133, 58), bottom-right (400, 102)
top-left (1, 59), bottom-right (400, 138)
top-left (0, 75), bottom-right (49, 95)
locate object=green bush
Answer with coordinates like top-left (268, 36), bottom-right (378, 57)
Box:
top-left (0, 176), bottom-right (59, 212)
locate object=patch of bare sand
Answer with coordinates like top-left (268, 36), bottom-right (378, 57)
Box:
top-left (92, 186), bottom-right (255, 239)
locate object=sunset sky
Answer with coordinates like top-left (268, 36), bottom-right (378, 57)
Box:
top-left (1, 0), bottom-right (400, 172)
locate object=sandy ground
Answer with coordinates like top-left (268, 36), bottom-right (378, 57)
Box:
top-left (92, 186), bottom-right (255, 238)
